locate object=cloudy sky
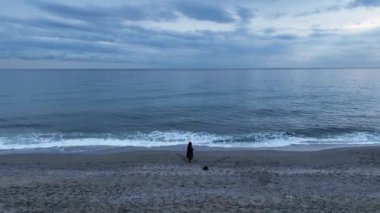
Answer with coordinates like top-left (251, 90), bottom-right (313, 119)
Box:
top-left (0, 0), bottom-right (379, 68)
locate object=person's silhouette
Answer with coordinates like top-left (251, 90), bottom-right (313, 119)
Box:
top-left (187, 142), bottom-right (193, 162)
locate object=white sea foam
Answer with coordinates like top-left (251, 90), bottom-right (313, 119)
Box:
top-left (0, 131), bottom-right (379, 150)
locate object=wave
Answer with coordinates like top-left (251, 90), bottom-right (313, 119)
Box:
top-left (0, 131), bottom-right (380, 150)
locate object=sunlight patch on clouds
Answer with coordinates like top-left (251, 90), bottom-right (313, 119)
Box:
top-left (343, 18), bottom-right (380, 30)
top-left (248, 6), bottom-right (380, 36)
top-left (122, 14), bottom-right (236, 33)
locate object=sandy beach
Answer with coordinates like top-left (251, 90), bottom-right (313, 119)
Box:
top-left (0, 146), bottom-right (379, 212)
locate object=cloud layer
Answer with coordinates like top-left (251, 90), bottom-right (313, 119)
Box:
top-left (0, 0), bottom-right (379, 68)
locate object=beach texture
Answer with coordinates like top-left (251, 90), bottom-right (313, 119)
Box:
top-left (0, 147), bottom-right (379, 212)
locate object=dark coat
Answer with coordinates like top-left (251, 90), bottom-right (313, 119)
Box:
top-left (187, 143), bottom-right (193, 161)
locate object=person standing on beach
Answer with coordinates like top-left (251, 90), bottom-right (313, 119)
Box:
top-left (187, 142), bottom-right (193, 162)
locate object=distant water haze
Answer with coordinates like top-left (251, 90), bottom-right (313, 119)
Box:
top-left (0, 69), bottom-right (380, 150)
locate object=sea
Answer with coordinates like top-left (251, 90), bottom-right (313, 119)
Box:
top-left (0, 68), bottom-right (380, 150)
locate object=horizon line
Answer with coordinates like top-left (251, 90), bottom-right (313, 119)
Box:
top-left (1, 67), bottom-right (380, 71)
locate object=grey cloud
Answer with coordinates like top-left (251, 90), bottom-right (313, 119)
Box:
top-left (236, 7), bottom-right (255, 22)
top-left (294, 5), bottom-right (342, 17)
top-left (173, 1), bottom-right (235, 23)
top-left (263, 28), bottom-right (276, 34)
top-left (273, 34), bottom-right (298, 40)
top-left (1, 1), bottom-right (380, 68)
top-left (33, 1), bottom-right (177, 22)
top-left (34, 1), bottom-right (105, 19)
top-left (0, 12), bottom-right (295, 67)
top-left (32, 1), bottom-right (254, 24)
top-left (349, 0), bottom-right (380, 7)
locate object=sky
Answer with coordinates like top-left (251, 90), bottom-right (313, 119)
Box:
top-left (0, 0), bottom-right (379, 68)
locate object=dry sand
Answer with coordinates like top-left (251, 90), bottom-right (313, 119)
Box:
top-left (0, 146), bottom-right (379, 212)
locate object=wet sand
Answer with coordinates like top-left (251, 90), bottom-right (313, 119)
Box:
top-left (0, 146), bottom-right (379, 212)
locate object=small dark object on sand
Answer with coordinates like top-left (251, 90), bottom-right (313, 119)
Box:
top-left (203, 166), bottom-right (209, 171)
top-left (187, 142), bottom-right (193, 162)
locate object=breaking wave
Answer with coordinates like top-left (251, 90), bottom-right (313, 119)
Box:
top-left (1, 130), bottom-right (380, 150)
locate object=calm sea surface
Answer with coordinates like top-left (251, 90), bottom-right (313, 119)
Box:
top-left (0, 69), bottom-right (380, 149)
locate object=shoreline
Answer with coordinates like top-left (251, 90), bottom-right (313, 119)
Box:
top-left (1, 145), bottom-right (380, 168)
top-left (0, 146), bottom-right (379, 211)
top-left (1, 143), bottom-right (380, 155)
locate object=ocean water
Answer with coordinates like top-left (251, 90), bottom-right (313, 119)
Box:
top-left (0, 69), bottom-right (380, 150)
